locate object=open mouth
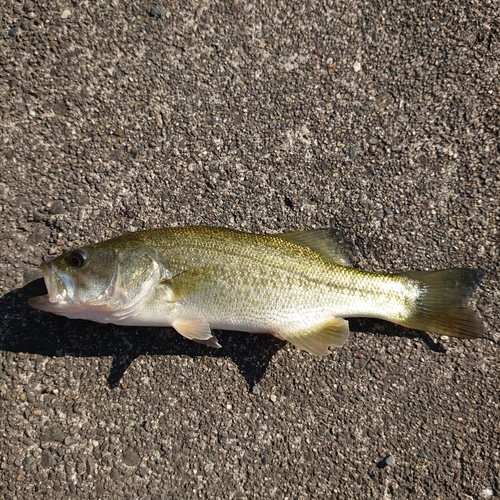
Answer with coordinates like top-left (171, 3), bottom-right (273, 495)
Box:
top-left (28, 293), bottom-right (53, 311)
top-left (28, 262), bottom-right (67, 311)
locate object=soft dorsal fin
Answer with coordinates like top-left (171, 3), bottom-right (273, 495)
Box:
top-left (279, 229), bottom-right (355, 267)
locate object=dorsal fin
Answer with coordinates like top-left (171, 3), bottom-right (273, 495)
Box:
top-left (278, 229), bottom-right (355, 267)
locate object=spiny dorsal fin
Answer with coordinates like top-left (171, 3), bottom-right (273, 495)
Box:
top-left (279, 229), bottom-right (355, 267)
top-left (279, 317), bottom-right (350, 356)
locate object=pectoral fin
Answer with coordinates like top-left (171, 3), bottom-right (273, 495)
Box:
top-left (160, 266), bottom-right (216, 302)
top-left (162, 269), bottom-right (222, 349)
top-left (281, 318), bottom-right (350, 356)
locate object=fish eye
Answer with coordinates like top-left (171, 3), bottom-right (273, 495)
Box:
top-left (66, 250), bottom-right (87, 268)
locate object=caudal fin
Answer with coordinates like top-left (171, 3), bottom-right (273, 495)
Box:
top-left (397, 269), bottom-right (485, 339)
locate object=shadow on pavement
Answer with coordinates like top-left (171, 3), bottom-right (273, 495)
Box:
top-left (0, 279), bottom-right (444, 388)
top-left (0, 279), bottom-right (287, 389)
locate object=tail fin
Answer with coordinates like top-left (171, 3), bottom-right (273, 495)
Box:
top-left (397, 269), bottom-right (485, 339)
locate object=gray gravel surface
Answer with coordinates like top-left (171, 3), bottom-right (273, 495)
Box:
top-left (1, 0), bottom-right (499, 498)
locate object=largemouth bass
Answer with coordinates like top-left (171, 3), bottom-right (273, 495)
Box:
top-left (29, 226), bottom-right (484, 355)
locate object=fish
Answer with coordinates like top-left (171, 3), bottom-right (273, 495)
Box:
top-left (29, 226), bottom-right (485, 355)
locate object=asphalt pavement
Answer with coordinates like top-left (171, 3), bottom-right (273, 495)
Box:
top-left (1, 0), bottom-right (499, 498)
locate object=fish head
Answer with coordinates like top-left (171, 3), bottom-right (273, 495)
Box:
top-left (29, 239), bottom-right (163, 322)
top-left (29, 245), bottom-right (120, 316)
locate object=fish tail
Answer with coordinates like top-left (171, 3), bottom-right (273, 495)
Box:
top-left (397, 268), bottom-right (485, 338)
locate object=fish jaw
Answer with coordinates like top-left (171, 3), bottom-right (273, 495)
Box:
top-left (28, 260), bottom-right (109, 319)
top-left (28, 287), bottom-right (135, 324)
top-left (29, 259), bottom-right (99, 318)
top-left (28, 261), bottom-right (74, 313)
top-left (28, 293), bottom-right (84, 316)
top-left (41, 261), bottom-right (67, 303)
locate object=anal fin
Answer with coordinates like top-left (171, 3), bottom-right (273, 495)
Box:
top-left (281, 318), bottom-right (350, 356)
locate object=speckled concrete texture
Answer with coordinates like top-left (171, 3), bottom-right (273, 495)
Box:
top-left (1, 1), bottom-right (499, 498)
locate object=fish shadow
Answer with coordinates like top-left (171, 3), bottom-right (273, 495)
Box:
top-left (0, 279), bottom-right (287, 389)
top-left (0, 280), bottom-right (445, 389)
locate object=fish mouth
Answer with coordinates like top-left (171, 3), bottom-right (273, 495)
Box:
top-left (28, 262), bottom-right (69, 312)
top-left (28, 293), bottom-right (56, 312)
